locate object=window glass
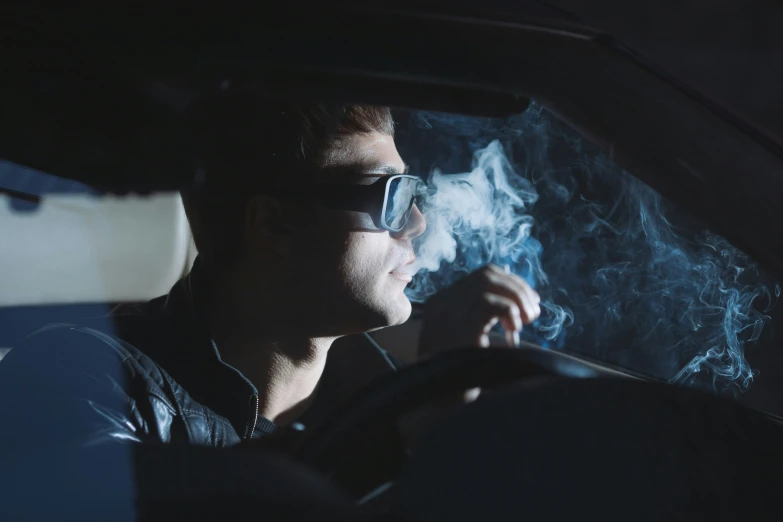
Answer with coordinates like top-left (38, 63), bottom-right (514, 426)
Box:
top-left (396, 103), bottom-right (781, 410)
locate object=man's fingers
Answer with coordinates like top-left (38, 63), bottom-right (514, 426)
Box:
top-left (476, 292), bottom-right (522, 335)
top-left (493, 265), bottom-right (541, 321)
top-left (510, 275), bottom-right (541, 323)
top-left (419, 263), bottom-right (543, 357)
top-left (507, 272), bottom-right (541, 305)
top-left (477, 267), bottom-right (541, 324)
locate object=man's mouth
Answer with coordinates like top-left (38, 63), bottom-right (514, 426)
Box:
top-left (390, 271), bottom-right (414, 283)
top-left (390, 256), bottom-right (416, 283)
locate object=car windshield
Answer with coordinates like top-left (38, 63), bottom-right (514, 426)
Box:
top-left (1, 101), bottom-right (781, 419)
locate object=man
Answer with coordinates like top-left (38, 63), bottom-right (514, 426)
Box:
top-left (0, 91), bottom-right (540, 448)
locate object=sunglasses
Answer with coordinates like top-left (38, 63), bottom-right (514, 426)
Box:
top-left (269, 174), bottom-right (425, 232)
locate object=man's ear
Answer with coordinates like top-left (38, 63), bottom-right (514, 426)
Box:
top-left (244, 195), bottom-right (291, 257)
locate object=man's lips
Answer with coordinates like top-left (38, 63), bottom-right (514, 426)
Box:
top-left (390, 256), bottom-right (416, 282)
top-left (390, 271), bottom-right (413, 283)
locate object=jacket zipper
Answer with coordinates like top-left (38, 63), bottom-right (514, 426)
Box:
top-left (246, 394), bottom-right (259, 440)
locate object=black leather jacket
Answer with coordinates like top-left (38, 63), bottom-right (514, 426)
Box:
top-left (0, 260), bottom-right (401, 449)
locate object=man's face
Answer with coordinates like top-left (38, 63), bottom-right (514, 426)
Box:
top-left (254, 131), bottom-right (427, 336)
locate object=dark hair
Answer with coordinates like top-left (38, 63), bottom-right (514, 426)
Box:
top-left (179, 91), bottom-right (395, 268)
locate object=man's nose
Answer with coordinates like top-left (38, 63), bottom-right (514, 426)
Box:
top-left (393, 204), bottom-right (426, 240)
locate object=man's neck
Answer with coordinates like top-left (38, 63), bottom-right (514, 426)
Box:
top-left (216, 336), bottom-right (333, 425)
top-left (198, 266), bottom-right (337, 425)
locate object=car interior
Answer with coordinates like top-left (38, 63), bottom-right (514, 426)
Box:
top-left (0, 168), bottom-right (196, 350)
top-left (3, 4), bottom-right (783, 521)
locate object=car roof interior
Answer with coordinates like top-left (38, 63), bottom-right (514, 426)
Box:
top-left (4, 4), bottom-right (783, 520)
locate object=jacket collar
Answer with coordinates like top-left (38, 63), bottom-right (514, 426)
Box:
top-left (115, 256), bottom-right (399, 438)
top-left (140, 258), bottom-right (260, 438)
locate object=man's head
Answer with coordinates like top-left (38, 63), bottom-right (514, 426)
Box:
top-left (181, 91), bottom-right (426, 336)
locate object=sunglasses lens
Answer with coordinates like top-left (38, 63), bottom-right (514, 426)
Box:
top-left (384, 177), bottom-right (421, 231)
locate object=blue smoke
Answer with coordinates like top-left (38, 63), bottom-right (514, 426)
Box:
top-left (400, 102), bottom-right (779, 396)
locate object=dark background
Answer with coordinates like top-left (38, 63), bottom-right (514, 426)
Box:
top-left (388, 0), bottom-right (783, 414)
top-left (544, 0), bottom-right (783, 413)
top-left (405, 0), bottom-right (782, 136)
top-left (528, 0), bottom-right (783, 138)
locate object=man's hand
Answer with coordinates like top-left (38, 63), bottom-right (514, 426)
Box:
top-left (399, 264), bottom-right (541, 448)
top-left (418, 264), bottom-right (541, 358)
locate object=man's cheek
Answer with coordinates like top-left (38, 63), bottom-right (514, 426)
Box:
top-left (343, 235), bottom-right (387, 279)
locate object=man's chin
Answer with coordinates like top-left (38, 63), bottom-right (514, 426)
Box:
top-left (389, 294), bottom-right (413, 323)
top-left (386, 299), bottom-right (413, 326)
top-left (366, 298), bottom-right (412, 332)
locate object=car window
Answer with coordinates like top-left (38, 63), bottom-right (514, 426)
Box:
top-left (394, 103), bottom-right (782, 413)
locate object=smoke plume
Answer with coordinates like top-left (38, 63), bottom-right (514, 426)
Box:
top-left (399, 103), bottom-right (778, 396)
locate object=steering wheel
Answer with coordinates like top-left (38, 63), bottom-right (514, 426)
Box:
top-left (289, 345), bottom-right (633, 496)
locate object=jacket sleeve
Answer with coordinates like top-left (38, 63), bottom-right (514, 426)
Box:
top-left (0, 324), bottom-right (158, 448)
